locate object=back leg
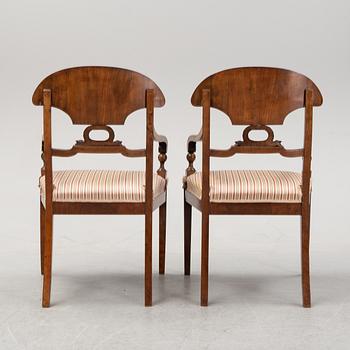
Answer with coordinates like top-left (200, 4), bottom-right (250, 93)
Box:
top-left (145, 211), bottom-right (153, 306)
top-left (301, 207), bottom-right (311, 307)
top-left (200, 212), bottom-right (209, 306)
top-left (42, 209), bottom-right (53, 307)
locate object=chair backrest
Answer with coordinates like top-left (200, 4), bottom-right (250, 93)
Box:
top-left (191, 67), bottom-right (322, 125)
top-left (34, 66), bottom-right (166, 210)
top-left (32, 66), bottom-right (165, 125)
top-left (189, 67), bottom-right (323, 209)
top-left (190, 67), bottom-right (323, 159)
top-left (33, 66), bottom-right (166, 159)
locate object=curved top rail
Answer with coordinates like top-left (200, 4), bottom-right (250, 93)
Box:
top-left (33, 66), bottom-right (165, 125)
top-left (191, 67), bottom-right (322, 125)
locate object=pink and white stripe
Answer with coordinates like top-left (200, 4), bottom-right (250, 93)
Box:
top-left (186, 170), bottom-right (303, 203)
top-left (40, 170), bottom-right (166, 205)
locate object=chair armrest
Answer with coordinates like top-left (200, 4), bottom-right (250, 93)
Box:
top-left (185, 128), bottom-right (202, 177)
top-left (187, 127), bottom-right (202, 153)
top-left (154, 127), bottom-right (168, 154)
top-left (153, 127), bottom-right (168, 178)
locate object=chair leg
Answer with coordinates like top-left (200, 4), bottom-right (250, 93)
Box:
top-left (201, 212), bottom-right (209, 306)
top-left (159, 202), bottom-right (166, 275)
top-left (145, 211), bottom-right (153, 306)
top-left (301, 206), bottom-right (311, 308)
top-left (42, 209), bottom-right (53, 308)
top-left (184, 197), bottom-right (192, 275)
top-left (40, 201), bottom-right (45, 275)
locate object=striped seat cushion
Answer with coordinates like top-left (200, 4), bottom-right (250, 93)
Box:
top-left (186, 170), bottom-right (303, 203)
top-left (40, 170), bottom-right (166, 204)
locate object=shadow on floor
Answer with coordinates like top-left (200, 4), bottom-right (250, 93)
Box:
top-left (47, 272), bottom-right (350, 307)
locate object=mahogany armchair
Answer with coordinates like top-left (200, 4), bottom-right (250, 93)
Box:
top-left (183, 67), bottom-right (323, 307)
top-left (33, 66), bottom-right (168, 307)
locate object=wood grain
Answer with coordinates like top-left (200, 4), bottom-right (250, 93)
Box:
top-left (42, 89), bottom-right (53, 308)
top-left (191, 67), bottom-right (322, 125)
top-left (200, 89), bottom-right (210, 306)
top-left (33, 66), bottom-right (165, 125)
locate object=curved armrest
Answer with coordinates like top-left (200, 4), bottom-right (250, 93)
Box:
top-left (154, 127), bottom-right (168, 154)
top-left (184, 128), bottom-right (202, 177)
top-left (153, 127), bottom-right (168, 178)
top-left (187, 127), bottom-right (202, 153)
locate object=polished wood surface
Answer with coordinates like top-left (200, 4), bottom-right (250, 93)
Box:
top-left (210, 124), bottom-right (304, 158)
top-left (33, 66), bottom-right (168, 307)
top-left (33, 66), bottom-right (165, 125)
top-left (191, 67), bottom-right (322, 125)
top-left (300, 89), bottom-right (314, 307)
top-left (200, 89), bottom-right (211, 307)
top-left (184, 67), bottom-right (322, 307)
top-left (42, 89), bottom-right (53, 308)
top-left (144, 89), bottom-right (154, 306)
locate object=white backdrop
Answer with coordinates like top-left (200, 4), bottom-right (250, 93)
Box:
top-left (0, 1), bottom-right (350, 349)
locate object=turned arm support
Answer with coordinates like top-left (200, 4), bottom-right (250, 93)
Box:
top-left (154, 127), bottom-right (168, 178)
top-left (40, 136), bottom-right (45, 176)
top-left (185, 127), bottom-right (202, 176)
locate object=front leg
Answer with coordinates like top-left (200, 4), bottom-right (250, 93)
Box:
top-left (183, 129), bottom-right (201, 275)
top-left (154, 129), bottom-right (168, 276)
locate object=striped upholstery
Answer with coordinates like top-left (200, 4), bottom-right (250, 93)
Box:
top-left (186, 170), bottom-right (303, 203)
top-left (40, 170), bottom-right (166, 204)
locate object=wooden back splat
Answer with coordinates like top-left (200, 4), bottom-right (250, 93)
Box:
top-left (33, 66), bottom-right (168, 175)
top-left (33, 66), bottom-right (165, 125)
top-left (186, 67), bottom-right (323, 175)
top-left (191, 67), bottom-right (322, 125)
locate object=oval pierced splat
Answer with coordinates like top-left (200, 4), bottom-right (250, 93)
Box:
top-left (241, 125), bottom-right (275, 146)
top-left (52, 124), bottom-right (146, 158)
top-left (83, 125), bottom-right (115, 144)
top-left (244, 129), bottom-right (269, 142)
top-left (210, 124), bottom-right (304, 158)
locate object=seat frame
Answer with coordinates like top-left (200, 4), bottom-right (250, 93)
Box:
top-left (183, 67), bottom-right (323, 307)
top-left (34, 66), bottom-right (168, 307)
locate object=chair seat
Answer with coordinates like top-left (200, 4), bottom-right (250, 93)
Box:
top-left (186, 170), bottom-right (303, 203)
top-left (40, 170), bottom-right (166, 205)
